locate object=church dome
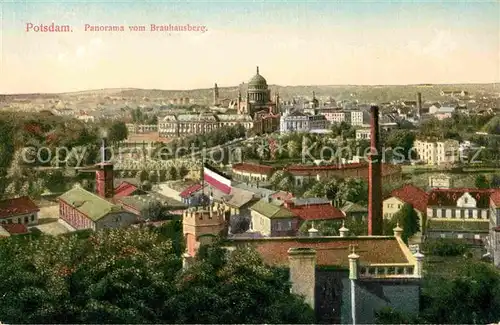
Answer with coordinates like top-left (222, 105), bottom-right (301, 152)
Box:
top-left (248, 66), bottom-right (267, 87)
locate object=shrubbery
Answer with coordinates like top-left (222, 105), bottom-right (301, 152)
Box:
top-left (423, 238), bottom-right (468, 256)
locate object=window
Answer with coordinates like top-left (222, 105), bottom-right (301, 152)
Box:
top-left (388, 204), bottom-right (394, 208)
top-left (440, 233), bottom-right (446, 238)
top-left (24, 216), bottom-right (28, 224)
top-left (464, 198), bottom-right (468, 204)
top-left (31, 215), bottom-right (35, 222)
top-left (457, 234), bottom-right (463, 239)
top-left (474, 234), bottom-right (481, 240)
top-left (398, 204), bottom-right (401, 209)
top-left (276, 223), bottom-right (282, 231)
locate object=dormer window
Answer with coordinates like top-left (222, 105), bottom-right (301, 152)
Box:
top-left (464, 198), bottom-right (468, 204)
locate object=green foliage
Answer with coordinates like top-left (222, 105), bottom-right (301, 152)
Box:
top-left (375, 307), bottom-right (420, 324)
top-left (423, 239), bottom-right (468, 257)
top-left (392, 203), bottom-right (420, 243)
top-left (107, 121), bottom-right (128, 143)
top-left (475, 174), bottom-right (490, 188)
top-left (0, 228), bottom-right (313, 324)
top-left (172, 244), bottom-right (315, 324)
top-left (383, 129), bottom-right (416, 160)
top-left (421, 260), bottom-right (500, 324)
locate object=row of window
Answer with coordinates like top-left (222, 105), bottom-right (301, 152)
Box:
top-left (431, 208), bottom-right (489, 219)
top-left (0, 214), bottom-right (35, 225)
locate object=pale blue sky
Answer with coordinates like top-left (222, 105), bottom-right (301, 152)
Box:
top-left (1, 0), bottom-right (499, 93)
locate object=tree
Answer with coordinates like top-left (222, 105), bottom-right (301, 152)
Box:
top-left (384, 130), bottom-right (416, 160)
top-left (107, 121), bottom-right (128, 143)
top-left (475, 174), bottom-right (490, 189)
top-left (168, 166), bottom-right (178, 180)
top-left (287, 140), bottom-right (300, 159)
top-left (178, 165), bottom-right (189, 179)
top-left (0, 229), bottom-right (315, 324)
top-left (421, 261), bottom-right (500, 324)
top-left (170, 244), bottom-right (315, 324)
top-left (392, 203), bottom-right (420, 243)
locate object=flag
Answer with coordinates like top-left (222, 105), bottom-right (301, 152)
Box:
top-left (203, 166), bottom-right (231, 194)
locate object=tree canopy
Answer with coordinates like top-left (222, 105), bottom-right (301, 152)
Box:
top-left (0, 228), bottom-right (313, 324)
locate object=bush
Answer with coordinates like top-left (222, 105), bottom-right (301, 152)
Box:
top-left (423, 238), bottom-right (468, 256)
top-left (375, 307), bottom-right (420, 324)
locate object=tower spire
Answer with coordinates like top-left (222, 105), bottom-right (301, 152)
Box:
top-left (256, 66), bottom-right (259, 74)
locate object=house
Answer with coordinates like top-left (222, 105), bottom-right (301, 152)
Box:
top-left (0, 196), bottom-right (40, 226)
top-left (355, 128), bottom-right (371, 140)
top-left (113, 180), bottom-right (145, 197)
top-left (414, 139), bottom-right (460, 165)
top-left (383, 184), bottom-right (428, 241)
top-left (341, 201), bottom-right (368, 221)
top-left (425, 188), bottom-right (493, 242)
top-left (249, 197), bottom-right (298, 237)
top-left (283, 198), bottom-right (345, 232)
top-left (58, 184), bottom-right (139, 231)
top-left (114, 193), bottom-right (187, 220)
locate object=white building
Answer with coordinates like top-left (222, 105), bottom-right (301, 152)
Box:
top-left (414, 139), bottom-right (460, 165)
top-left (349, 110), bottom-right (364, 126)
top-left (280, 110), bottom-right (329, 133)
top-left (355, 128), bottom-right (371, 140)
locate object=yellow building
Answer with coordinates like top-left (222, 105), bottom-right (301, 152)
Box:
top-left (382, 184), bottom-right (429, 242)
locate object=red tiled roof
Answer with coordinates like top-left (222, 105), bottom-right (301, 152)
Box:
top-left (232, 163), bottom-right (274, 174)
top-left (491, 190), bottom-right (500, 207)
top-left (0, 196), bottom-right (39, 219)
top-left (114, 181), bottom-right (139, 197)
top-left (179, 183), bottom-right (203, 198)
top-left (2, 223), bottom-right (29, 235)
top-left (427, 188), bottom-right (493, 209)
top-left (390, 184), bottom-right (428, 213)
top-left (231, 237), bottom-right (409, 267)
top-left (286, 203), bottom-right (345, 221)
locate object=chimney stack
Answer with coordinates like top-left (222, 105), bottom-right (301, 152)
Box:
top-left (288, 248), bottom-right (316, 310)
top-left (96, 136), bottom-right (114, 198)
top-left (368, 106), bottom-right (383, 235)
top-left (416, 92), bottom-right (422, 118)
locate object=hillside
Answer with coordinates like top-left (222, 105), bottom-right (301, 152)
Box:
top-left (1, 83), bottom-right (498, 107)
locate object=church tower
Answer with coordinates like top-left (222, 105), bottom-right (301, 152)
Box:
top-left (213, 83), bottom-right (219, 106)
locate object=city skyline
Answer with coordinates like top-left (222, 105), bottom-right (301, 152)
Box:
top-left (1, 0), bottom-right (499, 94)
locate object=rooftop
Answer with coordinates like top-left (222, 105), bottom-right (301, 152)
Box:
top-left (228, 236), bottom-right (409, 267)
top-left (59, 185), bottom-right (124, 221)
top-left (390, 184), bottom-right (429, 213)
top-left (286, 202), bottom-right (345, 221)
top-left (0, 196), bottom-right (39, 219)
top-left (427, 188), bottom-right (493, 209)
top-left (232, 163), bottom-right (275, 174)
top-left (250, 199), bottom-right (296, 219)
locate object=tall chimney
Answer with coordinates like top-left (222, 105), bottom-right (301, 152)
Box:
top-left (96, 137), bottom-right (114, 198)
top-left (288, 248), bottom-right (316, 309)
top-left (368, 106), bottom-right (383, 235)
top-left (416, 92), bottom-right (422, 118)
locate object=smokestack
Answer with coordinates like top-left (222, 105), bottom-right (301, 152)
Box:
top-left (368, 106), bottom-right (383, 235)
top-left (417, 92), bottom-right (422, 117)
top-left (96, 136), bottom-right (114, 198)
top-left (288, 248), bottom-right (316, 309)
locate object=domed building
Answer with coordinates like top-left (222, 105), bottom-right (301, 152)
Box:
top-left (212, 66), bottom-right (281, 134)
top-left (236, 66), bottom-right (280, 118)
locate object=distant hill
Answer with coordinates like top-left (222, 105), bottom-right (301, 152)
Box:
top-left (2, 83), bottom-right (499, 105)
